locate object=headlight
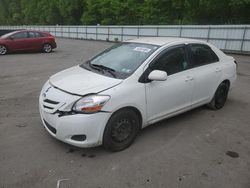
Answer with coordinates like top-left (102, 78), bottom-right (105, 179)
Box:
top-left (73, 95), bottom-right (110, 113)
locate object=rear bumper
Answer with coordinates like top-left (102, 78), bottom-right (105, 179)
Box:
top-left (229, 73), bottom-right (237, 90)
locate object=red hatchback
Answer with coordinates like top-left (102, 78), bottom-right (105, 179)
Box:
top-left (0, 30), bottom-right (57, 55)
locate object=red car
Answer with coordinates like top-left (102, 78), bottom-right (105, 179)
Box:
top-left (0, 30), bottom-right (57, 55)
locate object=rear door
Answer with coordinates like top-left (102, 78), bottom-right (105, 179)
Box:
top-left (145, 45), bottom-right (195, 123)
top-left (27, 31), bottom-right (43, 50)
top-left (187, 44), bottom-right (223, 105)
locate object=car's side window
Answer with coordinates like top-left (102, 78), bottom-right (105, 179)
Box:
top-left (29, 32), bottom-right (42, 38)
top-left (35, 32), bottom-right (42, 38)
top-left (151, 47), bottom-right (189, 76)
top-left (40, 33), bottom-right (47, 37)
top-left (29, 32), bottom-right (36, 38)
top-left (188, 44), bottom-right (219, 67)
top-left (13, 32), bottom-right (28, 39)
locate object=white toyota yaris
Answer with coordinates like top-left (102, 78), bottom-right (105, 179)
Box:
top-left (39, 37), bottom-right (237, 151)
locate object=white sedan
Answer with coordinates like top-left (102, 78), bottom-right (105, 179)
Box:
top-left (39, 37), bottom-right (237, 151)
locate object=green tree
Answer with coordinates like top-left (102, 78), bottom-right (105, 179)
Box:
top-left (0, 0), bottom-right (250, 25)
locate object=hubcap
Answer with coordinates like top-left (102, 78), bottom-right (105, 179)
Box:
top-left (111, 119), bottom-right (133, 143)
top-left (0, 46), bottom-right (7, 55)
top-left (43, 44), bottom-right (52, 53)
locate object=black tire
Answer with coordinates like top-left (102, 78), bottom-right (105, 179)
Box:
top-left (207, 82), bottom-right (229, 110)
top-left (42, 43), bottom-right (52, 53)
top-left (0, 45), bottom-right (8, 55)
top-left (103, 109), bottom-right (140, 152)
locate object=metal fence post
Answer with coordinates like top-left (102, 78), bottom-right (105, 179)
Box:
top-left (121, 27), bottom-right (124, 41)
top-left (68, 26), bottom-right (70, 38)
top-left (207, 26), bottom-right (211, 42)
top-left (108, 26), bottom-right (110, 41)
top-left (76, 26), bottom-right (79, 39)
top-left (85, 26), bottom-right (87, 39)
top-left (157, 26), bottom-right (159, 37)
top-left (240, 26), bottom-right (247, 52)
top-left (96, 26), bottom-right (98, 40)
top-left (179, 26), bottom-right (182, 37)
top-left (224, 28), bottom-right (229, 51)
top-left (137, 26), bottom-right (140, 38)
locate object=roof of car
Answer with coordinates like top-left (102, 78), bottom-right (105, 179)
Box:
top-left (126, 37), bottom-right (202, 46)
top-left (18, 29), bottom-right (45, 33)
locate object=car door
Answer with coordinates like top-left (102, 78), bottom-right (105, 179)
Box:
top-left (9, 31), bottom-right (29, 51)
top-left (27, 31), bottom-right (42, 50)
top-left (187, 44), bottom-right (223, 105)
top-left (144, 45), bottom-right (195, 123)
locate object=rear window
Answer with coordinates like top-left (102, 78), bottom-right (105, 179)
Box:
top-left (189, 44), bottom-right (219, 67)
top-left (40, 32), bottom-right (49, 37)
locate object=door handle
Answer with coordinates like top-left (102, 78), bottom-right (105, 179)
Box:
top-left (215, 68), bottom-right (222, 73)
top-left (185, 76), bottom-right (194, 82)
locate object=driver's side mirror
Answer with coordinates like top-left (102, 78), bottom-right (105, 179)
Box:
top-left (148, 70), bottom-right (167, 81)
top-left (8, 36), bottom-right (14, 40)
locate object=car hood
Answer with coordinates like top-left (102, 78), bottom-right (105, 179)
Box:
top-left (49, 66), bottom-right (123, 96)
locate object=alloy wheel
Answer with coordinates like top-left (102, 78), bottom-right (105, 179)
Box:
top-left (0, 45), bottom-right (7, 55)
top-left (43, 44), bottom-right (52, 53)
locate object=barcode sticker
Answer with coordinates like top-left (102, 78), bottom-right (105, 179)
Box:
top-left (133, 47), bottom-right (151, 53)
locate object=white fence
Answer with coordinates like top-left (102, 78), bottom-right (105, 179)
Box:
top-left (1, 25), bottom-right (250, 53)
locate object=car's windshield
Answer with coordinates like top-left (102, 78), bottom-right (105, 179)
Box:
top-left (81, 42), bottom-right (159, 79)
top-left (0, 31), bottom-right (18, 39)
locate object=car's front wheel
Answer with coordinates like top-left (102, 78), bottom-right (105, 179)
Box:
top-left (103, 109), bottom-right (140, 152)
top-left (208, 82), bottom-right (229, 110)
top-left (42, 43), bottom-right (52, 53)
top-left (0, 45), bottom-right (7, 55)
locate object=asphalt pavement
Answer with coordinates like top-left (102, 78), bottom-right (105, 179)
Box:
top-left (0, 38), bottom-right (250, 188)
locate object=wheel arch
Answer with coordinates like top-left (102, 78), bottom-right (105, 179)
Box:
top-left (0, 43), bottom-right (9, 49)
top-left (110, 106), bottom-right (143, 129)
top-left (42, 42), bottom-right (51, 47)
top-left (221, 79), bottom-right (230, 88)
top-left (215, 79), bottom-right (231, 95)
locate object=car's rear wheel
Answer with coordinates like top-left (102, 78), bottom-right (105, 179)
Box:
top-left (208, 82), bottom-right (229, 110)
top-left (0, 45), bottom-right (7, 55)
top-left (103, 109), bottom-right (140, 152)
top-left (42, 43), bottom-right (52, 53)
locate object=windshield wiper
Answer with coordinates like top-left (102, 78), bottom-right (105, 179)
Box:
top-left (80, 61), bottom-right (91, 71)
top-left (91, 64), bottom-right (117, 78)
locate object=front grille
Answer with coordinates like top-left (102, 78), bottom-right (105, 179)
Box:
top-left (42, 98), bottom-right (62, 113)
top-left (44, 99), bottom-right (59, 105)
top-left (44, 120), bottom-right (57, 134)
top-left (43, 105), bottom-right (54, 110)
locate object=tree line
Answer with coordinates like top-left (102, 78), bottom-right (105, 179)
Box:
top-left (0, 0), bottom-right (249, 25)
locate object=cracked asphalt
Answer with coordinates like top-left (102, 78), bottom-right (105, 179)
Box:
top-left (0, 38), bottom-right (250, 188)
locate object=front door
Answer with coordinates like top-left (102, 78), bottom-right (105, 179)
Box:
top-left (9, 31), bottom-right (29, 51)
top-left (145, 45), bottom-right (195, 123)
